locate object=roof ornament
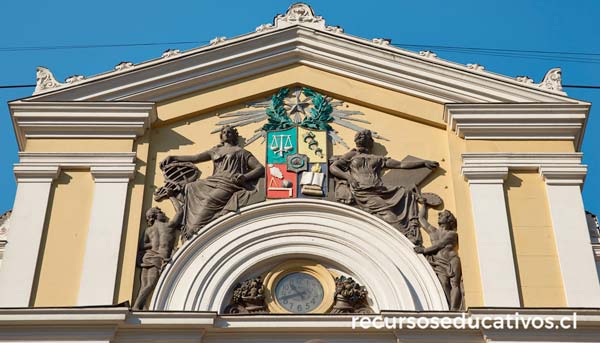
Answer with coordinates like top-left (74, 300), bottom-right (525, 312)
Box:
top-left (210, 36), bottom-right (227, 45)
top-left (538, 67), bottom-right (563, 92)
top-left (34, 66), bottom-right (64, 94)
top-left (419, 50), bottom-right (438, 58)
top-left (114, 61), bottom-right (134, 71)
top-left (466, 63), bottom-right (485, 71)
top-left (65, 75), bottom-right (85, 84)
top-left (161, 49), bottom-right (181, 58)
top-left (274, 3), bottom-right (330, 30)
top-left (516, 75), bottom-right (534, 84)
top-left (255, 23), bottom-right (274, 32)
top-left (372, 38), bottom-right (391, 46)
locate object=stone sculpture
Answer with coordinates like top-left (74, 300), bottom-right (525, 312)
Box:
top-left (159, 125), bottom-right (265, 240)
top-left (331, 276), bottom-right (372, 314)
top-left (414, 204), bottom-right (464, 311)
top-left (329, 129), bottom-right (438, 245)
top-left (133, 206), bottom-right (182, 310)
top-left (224, 276), bottom-right (267, 314)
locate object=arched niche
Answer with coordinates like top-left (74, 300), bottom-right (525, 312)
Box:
top-left (150, 199), bottom-right (449, 312)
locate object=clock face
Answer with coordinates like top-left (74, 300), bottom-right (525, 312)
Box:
top-left (274, 272), bottom-right (324, 313)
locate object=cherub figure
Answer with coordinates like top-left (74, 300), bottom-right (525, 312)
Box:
top-left (133, 205), bottom-right (182, 310)
top-left (414, 204), bottom-right (463, 311)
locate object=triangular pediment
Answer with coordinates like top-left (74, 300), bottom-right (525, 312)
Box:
top-left (19, 3), bottom-right (582, 105)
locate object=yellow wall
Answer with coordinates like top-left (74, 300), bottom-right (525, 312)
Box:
top-left (25, 138), bottom-right (133, 152)
top-left (505, 172), bottom-right (566, 307)
top-left (33, 170), bottom-right (94, 306)
top-left (25, 63), bottom-right (576, 310)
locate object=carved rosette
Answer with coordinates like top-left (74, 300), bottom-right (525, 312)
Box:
top-left (331, 276), bottom-right (373, 314)
top-left (224, 277), bottom-right (267, 314)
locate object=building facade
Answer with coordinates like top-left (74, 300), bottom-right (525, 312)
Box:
top-left (1, 3), bottom-right (600, 342)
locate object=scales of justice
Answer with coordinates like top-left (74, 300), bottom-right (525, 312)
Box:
top-left (270, 134), bottom-right (294, 156)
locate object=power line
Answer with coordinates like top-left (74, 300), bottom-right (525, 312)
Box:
top-left (0, 41), bottom-right (206, 52)
top-left (1, 84), bottom-right (600, 90)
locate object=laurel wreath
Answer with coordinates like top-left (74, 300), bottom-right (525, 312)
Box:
top-left (261, 87), bottom-right (334, 132)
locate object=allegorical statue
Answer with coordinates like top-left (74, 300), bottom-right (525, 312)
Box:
top-left (133, 206), bottom-right (182, 310)
top-left (414, 204), bottom-right (463, 311)
top-left (160, 125), bottom-right (265, 240)
top-left (329, 129), bottom-right (438, 245)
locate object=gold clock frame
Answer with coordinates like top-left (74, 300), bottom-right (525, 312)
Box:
top-left (263, 259), bottom-right (336, 314)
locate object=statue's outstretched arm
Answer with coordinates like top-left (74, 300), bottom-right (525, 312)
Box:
top-left (418, 203), bottom-right (437, 236)
top-left (161, 150), bottom-right (212, 168)
top-left (386, 158), bottom-right (439, 170)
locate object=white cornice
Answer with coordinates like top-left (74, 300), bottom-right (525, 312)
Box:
top-left (15, 152), bottom-right (136, 181)
top-left (462, 152), bottom-right (587, 185)
top-left (19, 25), bottom-right (580, 104)
top-left (9, 102), bottom-right (156, 150)
top-left (445, 103), bottom-right (589, 150)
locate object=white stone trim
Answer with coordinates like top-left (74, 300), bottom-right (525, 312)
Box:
top-left (0, 307), bottom-right (599, 342)
top-left (21, 26), bottom-right (579, 105)
top-left (461, 166), bottom-right (521, 307)
top-left (0, 153), bottom-right (136, 307)
top-left (541, 168), bottom-right (600, 307)
top-left (151, 199), bottom-right (449, 312)
top-left (77, 165), bottom-right (134, 306)
top-left (0, 165), bottom-right (59, 307)
top-left (445, 103), bottom-right (589, 150)
top-left (463, 152), bottom-right (600, 308)
top-left (9, 102), bottom-right (156, 150)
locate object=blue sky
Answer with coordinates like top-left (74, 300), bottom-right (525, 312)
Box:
top-left (1, 1), bottom-right (599, 214)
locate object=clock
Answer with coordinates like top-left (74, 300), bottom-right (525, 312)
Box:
top-left (274, 272), bottom-right (324, 313)
top-left (264, 260), bottom-right (336, 314)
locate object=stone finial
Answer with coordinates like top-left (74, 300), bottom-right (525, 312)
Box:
top-left (209, 36), bottom-right (227, 45)
top-left (255, 24), bottom-right (274, 32)
top-left (516, 75), bottom-right (534, 84)
top-left (466, 63), bottom-right (485, 71)
top-left (274, 3), bottom-right (330, 30)
top-left (34, 66), bottom-right (64, 94)
top-left (538, 67), bottom-right (563, 92)
top-left (65, 75), bottom-right (85, 84)
top-left (372, 38), bottom-right (391, 46)
top-left (419, 50), bottom-right (437, 58)
top-left (161, 49), bottom-right (181, 58)
top-left (114, 61), bottom-right (134, 71)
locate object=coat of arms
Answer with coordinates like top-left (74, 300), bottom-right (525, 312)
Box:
top-left (213, 87), bottom-right (386, 199)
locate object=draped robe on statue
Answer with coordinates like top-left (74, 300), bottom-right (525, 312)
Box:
top-left (182, 144), bottom-right (257, 236)
top-left (334, 151), bottom-right (420, 231)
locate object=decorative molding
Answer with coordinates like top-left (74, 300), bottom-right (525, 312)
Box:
top-left (209, 36), bottom-right (226, 45)
top-left (274, 3), bottom-right (325, 29)
top-left (445, 103), bottom-right (589, 150)
top-left (151, 199), bottom-right (449, 312)
top-left (466, 63), bottom-right (485, 71)
top-left (65, 75), bottom-right (85, 84)
top-left (538, 67), bottom-right (564, 94)
top-left (161, 49), bottom-right (181, 58)
top-left (516, 75), bottom-right (534, 84)
top-left (461, 166), bottom-right (509, 184)
top-left (372, 38), bottom-right (391, 46)
top-left (18, 152), bottom-right (136, 167)
top-left (22, 5), bottom-right (580, 104)
top-left (462, 152), bottom-right (587, 185)
top-left (114, 61), bottom-right (134, 71)
top-left (9, 101), bottom-right (156, 150)
top-left (34, 66), bottom-right (63, 94)
top-left (255, 23), bottom-right (274, 32)
top-left (418, 50), bottom-right (437, 58)
top-left (12, 165), bottom-right (60, 182)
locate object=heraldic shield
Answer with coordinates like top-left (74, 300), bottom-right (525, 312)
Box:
top-left (266, 127), bottom-right (329, 199)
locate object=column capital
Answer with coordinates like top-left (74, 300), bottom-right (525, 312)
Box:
top-left (540, 166), bottom-right (587, 185)
top-left (13, 164), bottom-right (60, 183)
top-left (462, 166), bottom-right (509, 184)
top-left (90, 165), bottom-right (135, 183)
